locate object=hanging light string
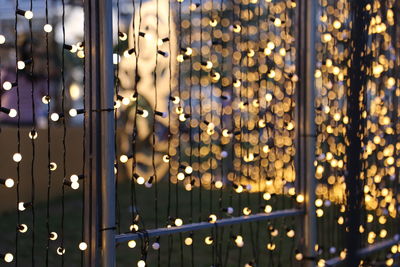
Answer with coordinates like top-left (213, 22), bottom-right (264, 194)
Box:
top-left (223, 0), bottom-right (237, 263)
top-left (166, 0), bottom-right (173, 262)
top-left (27, 0), bottom-right (36, 263)
top-left (14, 0), bottom-right (21, 263)
top-left (60, 0), bottom-right (66, 263)
top-left (115, 0), bottom-right (121, 237)
top-left (197, 0), bottom-right (203, 227)
top-left (44, 0), bottom-right (52, 262)
top-left (153, 0), bottom-right (160, 263)
top-left (188, 0), bottom-right (195, 265)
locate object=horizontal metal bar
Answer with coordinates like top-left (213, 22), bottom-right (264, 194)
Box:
top-left (325, 235), bottom-right (400, 266)
top-left (115, 209), bottom-right (304, 243)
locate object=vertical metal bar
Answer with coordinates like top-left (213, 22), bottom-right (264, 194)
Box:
top-left (296, 0), bottom-right (317, 266)
top-left (345, 1), bottom-right (369, 266)
top-left (84, 0), bottom-right (116, 266)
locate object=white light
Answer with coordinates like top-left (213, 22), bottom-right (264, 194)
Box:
top-left (28, 130), bottom-right (38, 140)
top-left (184, 166), bottom-right (193, 174)
top-left (71, 182), bottom-right (80, 190)
top-left (42, 95), bottom-right (50, 104)
top-left (18, 202), bottom-right (26, 211)
top-left (3, 81), bottom-right (12, 90)
top-left (49, 232), bottom-right (58, 240)
top-left (137, 260), bottom-right (146, 267)
top-left (4, 253), bottom-right (13, 263)
top-left (9, 109), bottom-right (17, 118)
top-left (13, 153), bottom-right (22, 162)
top-left (43, 24), bottom-right (53, 33)
top-left (120, 155), bottom-right (129, 163)
top-left (122, 97), bottom-right (130, 105)
top-left (17, 61), bottom-right (25, 70)
top-left (70, 174), bottom-right (79, 183)
top-left (175, 218), bottom-right (183, 226)
top-left (137, 176), bottom-right (145, 185)
top-left (128, 240), bottom-right (136, 248)
top-left (19, 224), bottom-right (28, 233)
top-left (141, 110), bottom-right (149, 118)
top-left (69, 83), bottom-right (81, 100)
top-left (24, 10), bottom-right (33, 20)
top-left (56, 247), bottom-right (65, 255)
top-left (0, 35), bottom-right (5, 44)
top-left (152, 242), bottom-right (160, 250)
top-left (51, 113), bottom-right (60, 121)
top-left (78, 242), bottom-right (87, 251)
top-left (5, 178), bottom-right (14, 188)
top-left (69, 109), bottom-right (78, 117)
top-left (113, 54), bottom-right (120, 65)
top-left (177, 172), bottom-right (185, 181)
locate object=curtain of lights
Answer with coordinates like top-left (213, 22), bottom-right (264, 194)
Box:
top-left (314, 0), bottom-right (400, 266)
top-left (1, 0), bottom-right (400, 266)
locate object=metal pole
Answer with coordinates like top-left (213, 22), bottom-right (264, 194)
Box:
top-left (115, 209), bottom-right (304, 243)
top-left (84, 0), bottom-right (116, 266)
top-left (296, 0), bottom-right (317, 266)
top-left (345, 1), bottom-right (370, 266)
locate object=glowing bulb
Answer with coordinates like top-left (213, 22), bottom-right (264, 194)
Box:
top-left (3, 81), bottom-right (12, 90)
top-left (175, 218), bottom-right (183, 226)
top-left (49, 232), bottom-right (58, 240)
top-left (70, 174), bottom-right (79, 183)
top-left (137, 176), bottom-right (145, 185)
top-left (209, 214), bottom-right (217, 223)
top-left (265, 93), bottom-right (273, 102)
top-left (4, 253), bottom-right (13, 263)
top-left (137, 260), bottom-right (146, 267)
top-left (0, 35), bottom-right (5, 44)
top-left (13, 153), bottom-right (22, 162)
top-left (243, 207), bottom-right (251, 215)
top-left (184, 237), bottom-right (193, 246)
top-left (24, 10), bottom-right (33, 19)
top-left (163, 155), bottom-right (170, 162)
top-left (44, 24), bottom-right (53, 33)
top-left (152, 242), bottom-right (160, 250)
top-left (120, 155), bottom-right (129, 163)
top-left (50, 162), bottom-right (57, 171)
top-left (296, 194), bottom-right (304, 203)
top-left (71, 182), bottom-right (80, 190)
top-left (205, 236), bottom-right (213, 245)
top-left (128, 240), bottom-right (136, 248)
top-left (18, 224), bottom-right (28, 233)
top-left (185, 166), bottom-right (193, 174)
top-left (56, 247), bottom-right (65, 255)
top-left (177, 172), bottom-right (185, 181)
top-left (69, 109), bottom-right (78, 117)
top-left (9, 109), bottom-right (17, 118)
top-left (3, 178), bottom-right (14, 188)
top-left (287, 229), bottom-right (295, 238)
top-left (79, 242), bottom-right (87, 251)
top-left (51, 113), bottom-right (60, 121)
top-left (214, 181), bottom-right (223, 189)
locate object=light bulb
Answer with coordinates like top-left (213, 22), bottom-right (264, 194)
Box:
top-left (136, 176), bottom-right (145, 185)
top-left (128, 240), bottom-right (136, 248)
top-left (56, 247), bottom-right (65, 255)
top-left (175, 218), bottom-right (183, 226)
top-left (152, 242), bottom-right (160, 250)
top-left (49, 232), bottom-right (58, 240)
top-left (3, 81), bottom-right (12, 90)
top-left (17, 61), bottom-right (26, 70)
top-left (137, 260), bottom-right (146, 267)
top-left (209, 214), bottom-right (217, 223)
top-left (13, 153), bottom-right (22, 162)
top-left (184, 237), bottom-right (193, 246)
top-left (184, 166), bottom-right (193, 174)
top-left (9, 109), bottom-right (17, 118)
top-left (2, 178), bottom-right (14, 188)
top-left (79, 242), bottom-right (87, 251)
top-left (69, 109), bottom-right (78, 117)
top-left (3, 253), bottom-right (13, 263)
top-left (71, 182), bottom-right (80, 190)
top-left (0, 35), bottom-right (5, 44)
top-left (43, 24), bottom-right (53, 33)
top-left (28, 130), bottom-right (38, 139)
top-left (24, 10), bottom-right (33, 19)
top-left (51, 113), bottom-right (60, 121)
top-left (70, 174), bottom-right (79, 183)
top-left (205, 236), bottom-right (213, 245)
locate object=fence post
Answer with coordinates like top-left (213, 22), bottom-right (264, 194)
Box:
top-left (83, 0), bottom-right (116, 266)
top-left (296, 0), bottom-right (317, 266)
